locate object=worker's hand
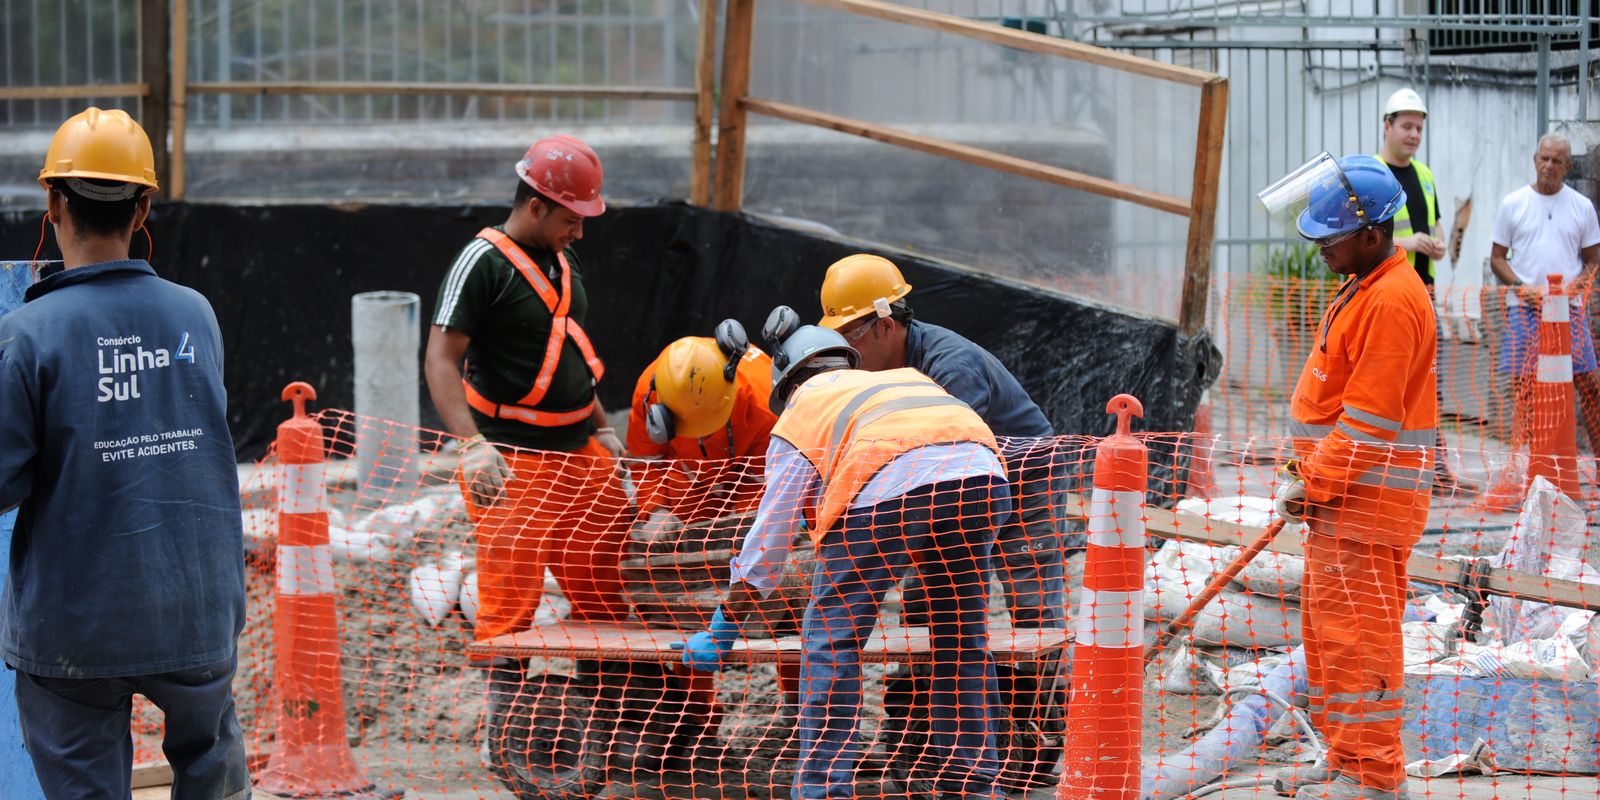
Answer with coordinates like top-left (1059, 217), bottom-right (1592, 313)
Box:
top-left (1422, 235), bottom-right (1447, 260)
top-left (1273, 462), bottom-right (1307, 523)
top-left (460, 435), bottom-right (514, 508)
top-left (670, 606), bottom-right (740, 672)
top-left (630, 507), bottom-right (684, 545)
top-left (594, 426), bottom-right (624, 458)
top-left (1515, 283), bottom-right (1545, 305)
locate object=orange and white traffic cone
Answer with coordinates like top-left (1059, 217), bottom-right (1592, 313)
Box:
top-left (1527, 274), bottom-right (1581, 498)
top-left (1060, 394), bottom-right (1147, 800)
top-left (256, 382), bottom-right (398, 799)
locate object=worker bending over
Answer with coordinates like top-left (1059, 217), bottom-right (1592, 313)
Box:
top-left (1263, 153), bottom-right (1435, 800)
top-left (678, 310), bottom-right (1011, 800)
top-left (814, 254), bottom-right (1065, 630)
top-left (625, 320), bottom-right (777, 532)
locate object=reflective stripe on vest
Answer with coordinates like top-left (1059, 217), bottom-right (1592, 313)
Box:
top-left (1381, 155), bottom-right (1439, 277)
top-left (460, 227), bottom-right (606, 427)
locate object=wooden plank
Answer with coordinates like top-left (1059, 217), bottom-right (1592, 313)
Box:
top-left (712, 0), bottom-right (757, 212)
top-left (0, 83), bottom-right (149, 101)
top-left (1178, 77), bottom-right (1228, 337)
top-left (1061, 492), bottom-right (1600, 612)
top-left (742, 97), bottom-right (1192, 217)
top-left (792, 0), bottom-right (1214, 87)
top-left (620, 547), bottom-right (735, 571)
top-left (132, 761), bottom-right (174, 789)
top-left (185, 81), bottom-right (695, 101)
top-left (169, 0), bottom-right (189, 200)
top-left (469, 620), bottom-right (1071, 663)
top-left (689, 0), bottom-right (719, 207)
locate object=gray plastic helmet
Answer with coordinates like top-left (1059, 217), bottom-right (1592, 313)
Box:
top-left (767, 307), bottom-right (859, 414)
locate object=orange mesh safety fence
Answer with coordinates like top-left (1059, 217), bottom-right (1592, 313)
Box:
top-left (199, 406), bottom-right (1600, 799)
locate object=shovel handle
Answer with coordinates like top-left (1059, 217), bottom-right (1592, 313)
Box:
top-left (1143, 517), bottom-right (1288, 665)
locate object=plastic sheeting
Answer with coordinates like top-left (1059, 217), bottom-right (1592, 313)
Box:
top-left (1, 202), bottom-right (1221, 463)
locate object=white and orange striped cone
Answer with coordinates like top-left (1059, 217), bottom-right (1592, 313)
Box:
top-left (1059, 394), bottom-right (1147, 800)
top-left (256, 382), bottom-right (400, 799)
top-left (1527, 274), bottom-right (1582, 498)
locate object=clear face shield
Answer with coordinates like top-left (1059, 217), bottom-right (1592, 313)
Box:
top-left (1257, 152), bottom-right (1368, 249)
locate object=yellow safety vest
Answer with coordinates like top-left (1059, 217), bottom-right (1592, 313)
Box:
top-left (1378, 155), bottom-right (1439, 278)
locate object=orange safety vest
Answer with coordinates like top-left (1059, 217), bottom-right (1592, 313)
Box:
top-left (771, 368), bottom-right (999, 543)
top-left (462, 228), bottom-right (607, 427)
top-left (1289, 247), bottom-right (1437, 544)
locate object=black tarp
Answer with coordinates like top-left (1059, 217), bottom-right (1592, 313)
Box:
top-left (1, 201), bottom-right (1220, 471)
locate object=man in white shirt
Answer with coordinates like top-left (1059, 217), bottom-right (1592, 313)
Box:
top-left (1490, 133), bottom-right (1600, 451)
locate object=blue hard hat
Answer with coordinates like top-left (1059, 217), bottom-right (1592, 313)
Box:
top-left (1297, 154), bottom-right (1407, 241)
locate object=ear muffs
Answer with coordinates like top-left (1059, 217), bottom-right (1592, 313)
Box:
top-left (714, 318), bottom-right (750, 382)
top-left (763, 306), bottom-right (801, 358)
top-left (644, 377), bottom-right (675, 445)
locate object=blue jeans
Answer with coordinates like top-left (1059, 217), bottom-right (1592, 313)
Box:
top-left (14, 657), bottom-right (250, 800)
top-left (795, 475), bottom-right (1011, 800)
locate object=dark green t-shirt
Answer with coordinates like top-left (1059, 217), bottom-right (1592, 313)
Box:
top-left (432, 227), bottom-right (597, 451)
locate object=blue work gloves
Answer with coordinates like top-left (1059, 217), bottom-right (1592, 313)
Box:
top-left (671, 606), bottom-right (740, 672)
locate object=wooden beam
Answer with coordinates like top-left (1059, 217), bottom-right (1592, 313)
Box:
top-left (742, 97), bottom-right (1192, 216)
top-left (1062, 493), bottom-right (1600, 612)
top-left (1178, 77), bottom-right (1229, 337)
top-left (185, 81), bottom-right (695, 102)
top-left (132, 761), bottom-right (174, 789)
top-left (792, 0), bottom-right (1214, 87)
top-left (139, 0), bottom-right (171, 191)
top-left (689, 0), bottom-right (719, 206)
top-left (713, 0), bottom-right (757, 212)
top-left (0, 83), bottom-right (149, 101)
top-left (169, 0), bottom-right (189, 200)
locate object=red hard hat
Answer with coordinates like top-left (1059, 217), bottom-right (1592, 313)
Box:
top-left (515, 135), bottom-right (606, 217)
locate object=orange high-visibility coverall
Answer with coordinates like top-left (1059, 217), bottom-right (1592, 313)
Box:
top-left (1288, 246), bottom-right (1437, 791)
top-left (624, 346), bottom-right (777, 524)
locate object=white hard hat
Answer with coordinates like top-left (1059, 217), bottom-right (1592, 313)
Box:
top-left (1384, 88), bottom-right (1427, 119)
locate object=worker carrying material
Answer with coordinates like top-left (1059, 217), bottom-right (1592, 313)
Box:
top-left (1259, 152), bottom-right (1437, 800)
top-left (676, 309), bottom-right (1012, 800)
top-left (423, 134), bottom-right (632, 792)
top-left (625, 320), bottom-right (778, 528)
top-left (0, 107), bottom-right (250, 799)
top-left (815, 253), bottom-right (1067, 629)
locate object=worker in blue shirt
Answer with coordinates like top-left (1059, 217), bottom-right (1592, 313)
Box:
top-left (0, 108), bottom-right (249, 800)
top-left (815, 254), bottom-right (1068, 630)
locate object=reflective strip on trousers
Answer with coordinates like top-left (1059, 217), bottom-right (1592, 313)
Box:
top-left (1073, 588), bottom-right (1143, 648)
top-left (1544, 295), bottom-right (1571, 322)
top-left (1290, 420), bottom-right (1334, 439)
top-left (277, 545), bottom-right (337, 596)
top-left (276, 463), bottom-right (328, 514)
top-left (1354, 466), bottom-right (1433, 491)
top-left (1087, 488), bottom-right (1144, 548)
top-left (1326, 689), bottom-right (1397, 704)
top-left (1539, 354), bottom-right (1574, 383)
top-left (1324, 707), bottom-right (1403, 725)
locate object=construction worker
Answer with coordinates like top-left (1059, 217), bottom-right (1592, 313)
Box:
top-left (0, 108), bottom-right (249, 798)
top-left (1263, 153), bottom-right (1435, 800)
top-left (815, 253), bottom-right (1066, 630)
top-left (677, 313), bottom-right (1011, 800)
top-left (1376, 87), bottom-right (1467, 495)
top-left (625, 320), bottom-right (778, 530)
top-left (1489, 133), bottom-right (1600, 454)
top-left (424, 134), bottom-right (632, 790)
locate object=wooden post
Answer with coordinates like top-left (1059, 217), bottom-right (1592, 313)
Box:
top-left (712, 0), bottom-right (756, 212)
top-left (170, 0), bottom-right (188, 200)
top-left (1178, 77), bottom-right (1228, 338)
top-left (689, 0), bottom-right (719, 206)
top-left (138, 0), bottom-right (171, 193)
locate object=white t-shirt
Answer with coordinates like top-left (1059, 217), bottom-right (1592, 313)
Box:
top-left (1493, 183), bottom-right (1600, 286)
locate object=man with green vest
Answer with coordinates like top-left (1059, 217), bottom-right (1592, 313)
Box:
top-left (1377, 87), bottom-right (1469, 495)
top-left (1379, 87), bottom-right (1446, 281)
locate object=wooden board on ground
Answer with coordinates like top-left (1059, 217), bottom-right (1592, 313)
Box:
top-left (132, 761), bottom-right (172, 790)
top-left (469, 620), bottom-right (1071, 664)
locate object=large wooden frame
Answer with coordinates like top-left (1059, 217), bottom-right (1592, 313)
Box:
top-left (713, 0), bottom-right (1228, 334)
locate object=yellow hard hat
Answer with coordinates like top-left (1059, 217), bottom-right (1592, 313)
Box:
top-left (38, 107), bottom-right (159, 192)
top-left (652, 337), bottom-right (739, 440)
top-left (817, 254), bottom-right (912, 330)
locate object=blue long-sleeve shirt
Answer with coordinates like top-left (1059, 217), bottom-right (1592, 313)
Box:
top-left (905, 321), bottom-right (1053, 439)
top-left (0, 260), bottom-right (245, 678)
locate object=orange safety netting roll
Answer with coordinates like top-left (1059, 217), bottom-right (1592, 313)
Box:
top-left (206, 401), bottom-right (1600, 799)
